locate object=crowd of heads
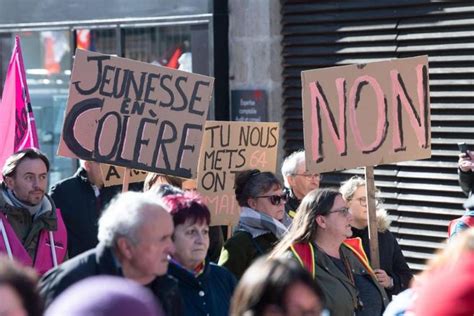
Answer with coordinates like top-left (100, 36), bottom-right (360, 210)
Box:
top-left (0, 147), bottom-right (473, 316)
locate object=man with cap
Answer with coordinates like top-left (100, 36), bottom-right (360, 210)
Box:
top-left (0, 149), bottom-right (67, 275)
top-left (39, 191), bottom-right (181, 316)
top-left (281, 150), bottom-right (321, 220)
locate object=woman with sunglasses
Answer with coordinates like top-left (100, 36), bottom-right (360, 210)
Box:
top-left (271, 188), bottom-right (388, 316)
top-left (340, 177), bottom-right (413, 300)
top-left (218, 169), bottom-right (289, 279)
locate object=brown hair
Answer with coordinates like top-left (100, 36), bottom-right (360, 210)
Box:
top-left (2, 148), bottom-right (49, 178)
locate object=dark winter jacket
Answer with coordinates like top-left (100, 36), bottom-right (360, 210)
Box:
top-left (219, 230), bottom-right (278, 280)
top-left (168, 261), bottom-right (236, 316)
top-left (458, 169), bottom-right (474, 197)
top-left (351, 210), bottom-right (413, 299)
top-left (284, 187), bottom-right (301, 219)
top-left (39, 242), bottom-right (182, 316)
top-left (50, 167), bottom-right (142, 258)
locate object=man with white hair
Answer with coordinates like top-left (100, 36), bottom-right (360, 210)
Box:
top-left (281, 150), bottom-right (321, 219)
top-left (39, 191), bottom-right (181, 315)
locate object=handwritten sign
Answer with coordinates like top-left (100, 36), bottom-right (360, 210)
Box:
top-left (301, 55), bottom-right (431, 173)
top-left (99, 164), bottom-right (147, 187)
top-left (197, 121), bottom-right (279, 226)
top-left (58, 49), bottom-right (214, 178)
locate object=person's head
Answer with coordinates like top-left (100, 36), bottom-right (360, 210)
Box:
top-left (413, 228), bottom-right (474, 316)
top-left (0, 256), bottom-right (43, 316)
top-left (281, 150), bottom-right (320, 200)
top-left (230, 257), bottom-right (324, 316)
top-left (2, 148), bottom-right (49, 206)
top-left (80, 160), bottom-right (104, 187)
top-left (143, 172), bottom-right (183, 192)
top-left (235, 169), bottom-right (286, 221)
top-left (182, 179), bottom-right (197, 193)
top-left (271, 188), bottom-right (352, 258)
top-left (45, 276), bottom-right (164, 316)
top-left (162, 193), bottom-right (210, 270)
top-left (98, 191), bottom-right (175, 284)
top-left (340, 176), bottom-right (382, 229)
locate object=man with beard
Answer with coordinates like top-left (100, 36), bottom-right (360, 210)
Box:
top-left (0, 149), bottom-right (67, 274)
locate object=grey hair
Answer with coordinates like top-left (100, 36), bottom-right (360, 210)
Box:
top-left (98, 191), bottom-right (169, 247)
top-left (339, 176), bottom-right (366, 201)
top-left (281, 150), bottom-right (306, 187)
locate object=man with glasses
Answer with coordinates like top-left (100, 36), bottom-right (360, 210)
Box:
top-left (281, 150), bottom-right (321, 220)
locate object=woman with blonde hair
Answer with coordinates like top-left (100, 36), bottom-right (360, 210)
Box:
top-left (340, 176), bottom-right (412, 299)
top-left (271, 188), bottom-right (388, 316)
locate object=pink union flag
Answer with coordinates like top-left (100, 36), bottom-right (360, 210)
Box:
top-left (0, 36), bottom-right (39, 178)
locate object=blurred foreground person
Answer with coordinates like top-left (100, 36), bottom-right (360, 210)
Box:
top-left (271, 188), bottom-right (388, 316)
top-left (340, 176), bottom-right (412, 299)
top-left (230, 257), bottom-right (324, 316)
top-left (219, 170), bottom-right (289, 279)
top-left (45, 276), bottom-right (164, 316)
top-left (39, 191), bottom-right (182, 316)
top-left (163, 193), bottom-right (236, 316)
top-left (384, 228), bottom-right (474, 316)
top-left (0, 256), bottom-right (43, 316)
top-left (0, 149), bottom-right (66, 275)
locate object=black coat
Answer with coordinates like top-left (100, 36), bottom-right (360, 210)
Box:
top-left (458, 169), bottom-right (474, 197)
top-left (351, 226), bottom-right (413, 299)
top-left (39, 243), bottom-right (182, 316)
top-left (168, 261), bottom-right (236, 316)
top-left (50, 167), bottom-right (142, 258)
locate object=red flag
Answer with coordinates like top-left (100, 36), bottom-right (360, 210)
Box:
top-left (0, 36), bottom-right (39, 178)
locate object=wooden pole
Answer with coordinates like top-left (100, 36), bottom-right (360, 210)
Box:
top-left (227, 225), bottom-right (232, 240)
top-left (365, 166), bottom-right (380, 269)
top-left (122, 167), bottom-right (130, 193)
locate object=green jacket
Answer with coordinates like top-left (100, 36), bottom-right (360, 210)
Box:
top-left (218, 230), bottom-right (277, 280)
top-left (290, 242), bottom-right (389, 316)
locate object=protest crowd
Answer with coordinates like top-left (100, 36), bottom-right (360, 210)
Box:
top-left (0, 40), bottom-right (473, 316)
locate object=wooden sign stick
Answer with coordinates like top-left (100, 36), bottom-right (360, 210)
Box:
top-left (122, 167), bottom-right (130, 193)
top-left (365, 166), bottom-right (380, 269)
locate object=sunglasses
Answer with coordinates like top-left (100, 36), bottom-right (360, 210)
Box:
top-left (255, 194), bottom-right (288, 206)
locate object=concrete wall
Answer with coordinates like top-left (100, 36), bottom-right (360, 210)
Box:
top-left (228, 0), bottom-right (285, 169)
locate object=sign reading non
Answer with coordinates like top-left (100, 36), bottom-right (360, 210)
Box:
top-left (231, 90), bottom-right (267, 122)
top-left (301, 55), bottom-right (431, 173)
top-left (58, 49), bottom-right (214, 178)
top-left (100, 164), bottom-right (147, 187)
top-left (197, 121), bottom-right (279, 226)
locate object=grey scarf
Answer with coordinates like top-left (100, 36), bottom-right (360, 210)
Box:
top-left (235, 207), bottom-right (288, 239)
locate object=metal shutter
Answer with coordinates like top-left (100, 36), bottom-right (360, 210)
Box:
top-left (281, 0), bottom-right (474, 271)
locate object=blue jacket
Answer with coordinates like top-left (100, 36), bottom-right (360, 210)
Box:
top-left (168, 261), bottom-right (236, 316)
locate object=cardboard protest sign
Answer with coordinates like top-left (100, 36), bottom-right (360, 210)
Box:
top-left (100, 163), bottom-right (147, 187)
top-left (197, 121), bottom-right (279, 226)
top-left (58, 49), bottom-right (214, 178)
top-left (301, 55), bottom-right (431, 173)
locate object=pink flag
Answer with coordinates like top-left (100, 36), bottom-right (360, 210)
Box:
top-left (0, 36), bottom-right (39, 177)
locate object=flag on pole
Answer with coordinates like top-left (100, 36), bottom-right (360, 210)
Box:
top-left (0, 36), bottom-right (39, 178)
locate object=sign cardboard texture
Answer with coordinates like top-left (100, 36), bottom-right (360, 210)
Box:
top-left (58, 49), bottom-right (214, 178)
top-left (100, 164), bottom-right (147, 187)
top-left (301, 55), bottom-right (431, 173)
top-left (197, 121), bottom-right (279, 226)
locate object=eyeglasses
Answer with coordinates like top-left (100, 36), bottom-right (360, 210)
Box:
top-left (328, 207), bottom-right (350, 217)
top-left (352, 197), bottom-right (380, 208)
top-left (292, 173), bottom-right (321, 181)
top-left (255, 194), bottom-right (287, 206)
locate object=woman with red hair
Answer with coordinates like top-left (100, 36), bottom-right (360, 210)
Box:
top-left (162, 193), bottom-right (237, 316)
